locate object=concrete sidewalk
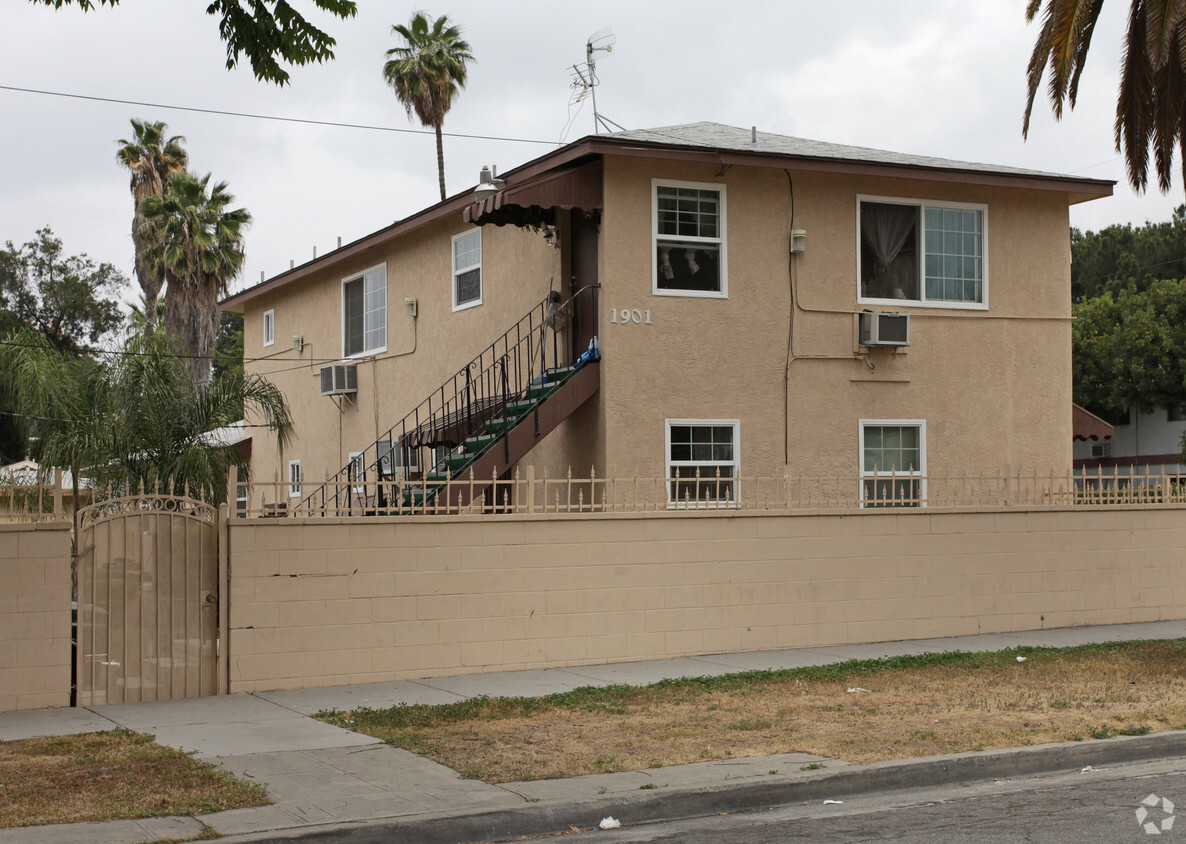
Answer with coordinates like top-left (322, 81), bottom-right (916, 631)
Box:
top-left (2, 620), bottom-right (1183, 844)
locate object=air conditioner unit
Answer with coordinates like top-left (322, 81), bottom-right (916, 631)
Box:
top-left (320, 364), bottom-right (358, 396)
top-left (1091, 442), bottom-right (1112, 458)
top-left (860, 312), bottom-right (910, 347)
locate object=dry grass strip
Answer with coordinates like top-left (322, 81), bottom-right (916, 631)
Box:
top-left (0, 729), bottom-right (268, 829)
top-left (318, 640), bottom-right (1186, 783)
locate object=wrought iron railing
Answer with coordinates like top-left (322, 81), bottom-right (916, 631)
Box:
top-left (243, 466), bottom-right (1186, 518)
top-left (296, 284), bottom-right (600, 515)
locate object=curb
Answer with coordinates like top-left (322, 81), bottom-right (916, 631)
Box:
top-left (218, 730), bottom-right (1186, 843)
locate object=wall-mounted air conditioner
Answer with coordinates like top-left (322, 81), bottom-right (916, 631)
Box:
top-left (320, 364), bottom-right (358, 396)
top-left (860, 312), bottom-right (910, 347)
top-left (1091, 442), bottom-right (1112, 459)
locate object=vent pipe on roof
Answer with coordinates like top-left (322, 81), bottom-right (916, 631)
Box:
top-left (752, 126), bottom-right (757, 144)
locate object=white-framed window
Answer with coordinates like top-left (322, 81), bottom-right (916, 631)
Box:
top-left (348, 452), bottom-right (365, 495)
top-left (452, 230), bottom-right (482, 311)
top-left (859, 420), bottom-right (926, 507)
top-left (666, 419), bottom-right (739, 506)
top-left (235, 464), bottom-right (248, 516)
top-left (262, 309), bottom-right (275, 347)
top-left (653, 180), bottom-right (727, 298)
top-left (858, 196), bottom-right (987, 308)
top-left (342, 264), bottom-right (386, 357)
top-left (288, 459), bottom-right (302, 498)
top-left (378, 440), bottom-right (422, 479)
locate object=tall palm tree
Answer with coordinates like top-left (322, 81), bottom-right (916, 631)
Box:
top-left (116, 120), bottom-right (188, 331)
top-left (383, 12), bottom-right (475, 201)
top-left (139, 172), bottom-right (251, 389)
top-left (1024, 0), bottom-right (1186, 193)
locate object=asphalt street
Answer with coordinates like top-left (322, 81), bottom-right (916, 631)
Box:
top-left (573, 757), bottom-right (1186, 844)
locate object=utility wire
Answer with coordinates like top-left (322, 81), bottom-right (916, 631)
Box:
top-left (0, 84), bottom-right (561, 147)
top-left (0, 337), bottom-right (340, 365)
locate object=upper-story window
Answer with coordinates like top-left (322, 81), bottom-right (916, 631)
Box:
top-left (858, 197), bottom-right (986, 308)
top-left (342, 264), bottom-right (386, 357)
top-left (452, 230), bottom-right (482, 311)
top-left (653, 180), bottom-right (727, 298)
top-left (262, 309), bottom-right (275, 347)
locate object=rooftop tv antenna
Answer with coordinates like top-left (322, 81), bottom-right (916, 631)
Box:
top-left (567, 27), bottom-right (624, 136)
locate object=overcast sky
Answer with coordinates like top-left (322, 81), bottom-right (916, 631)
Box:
top-left (2, 0), bottom-right (1182, 302)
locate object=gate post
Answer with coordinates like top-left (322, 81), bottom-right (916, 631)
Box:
top-left (218, 502), bottom-right (229, 696)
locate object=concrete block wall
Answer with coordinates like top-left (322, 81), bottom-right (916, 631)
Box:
top-left (226, 508), bottom-right (1186, 693)
top-left (0, 522), bottom-right (72, 711)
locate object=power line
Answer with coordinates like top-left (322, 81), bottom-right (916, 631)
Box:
top-left (0, 337), bottom-right (340, 365)
top-left (0, 84), bottom-right (561, 147)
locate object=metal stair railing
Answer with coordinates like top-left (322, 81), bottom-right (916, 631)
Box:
top-left (297, 283), bottom-right (599, 516)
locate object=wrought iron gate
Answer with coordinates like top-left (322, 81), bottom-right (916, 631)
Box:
top-left (75, 493), bottom-right (226, 705)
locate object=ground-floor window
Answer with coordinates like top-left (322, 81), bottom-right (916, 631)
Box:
top-left (860, 420), bottom-right (925, 506)
top-left (666, 419), bottom-right (739, 507)
top-left (288, 459), bottom-right (302, 498)
top-left (235, 465), bottom-right (248, 516)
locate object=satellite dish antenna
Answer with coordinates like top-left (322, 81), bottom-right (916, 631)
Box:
top-left (567, 26), bottom-right (624, 136)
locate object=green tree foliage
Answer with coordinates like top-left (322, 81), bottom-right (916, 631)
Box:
top-left (1072, 279), bottom-right (1186, 415)
top-left (214, 311), bottom-right (244, 384)
top-left (117, 120), bottom-right (188, 332)
top-left (1071, 205), bottom-right (1186, 299)
top-left (140, 172), bottom-right (251, 389)
top-left (383, 12), bottom-right (475, 201)
top-left (1024, 0), bottom-right (1186, 193)
top-left (0, 328), bottom-right (292, 503)
top-left (0, 227), bottom-right (126, 351)
top-left (31, 0), bottom-right (357, 86)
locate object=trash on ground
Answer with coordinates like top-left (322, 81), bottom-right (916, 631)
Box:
top-left (1080, 765), bottom-right (1096, 773)
top-left (599, 817), bottom-right (622, 829)
top-left (1016, 656), bottom-right (1027, 662)
top-left (823, 799), bottom-right (844, 805)
top-left (846, 687), bottom-right (871, 693)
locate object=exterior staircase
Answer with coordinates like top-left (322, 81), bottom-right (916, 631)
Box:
top-left (297, 285), bottom-right (599, 516)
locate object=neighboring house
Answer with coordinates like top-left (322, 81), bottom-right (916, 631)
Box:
top-left (221, 122), bottom-right (1112, 510)
top-left (1074, 404), bottom-right (1186, 479)
top-left (0, 459), bottom-right (90, 518)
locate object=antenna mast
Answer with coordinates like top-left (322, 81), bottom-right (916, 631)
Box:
top-left (570, 27), bottom-right (623, 134)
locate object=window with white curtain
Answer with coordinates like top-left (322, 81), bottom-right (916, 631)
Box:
top-left (859, 197), bottom-right (985, 307)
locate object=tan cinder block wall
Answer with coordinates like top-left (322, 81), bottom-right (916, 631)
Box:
top-left (226, 508), bottom-right (1186, 693)
top-left (0, 523), bottom-right (73, 711)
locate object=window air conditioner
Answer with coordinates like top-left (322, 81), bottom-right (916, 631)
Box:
top-left (1091, 442), bottom-right (1112, 459)
top-left (860, 312), bottom-right (910, 347)
top-left (320, 364), bottom-right (358, 396)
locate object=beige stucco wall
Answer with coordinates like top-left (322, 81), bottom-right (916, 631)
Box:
top-left (596, 155), bottom-right (1075, 484)
top-left (226, 507), bottom-right (1186, 692)
top-left (237, 215), bottom-right (578, 498)
top-left (0, 522), bottom-right (72, 711)
top-left (235, 150), bottom-right (1079, 503)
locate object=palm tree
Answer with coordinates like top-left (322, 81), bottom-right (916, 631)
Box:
top-left (1024, 0), bottom-right (1186, 193)
top-left (116, 120), bottom-right (188, 331)
top-left (139, 172), bottom-right (251, 389)
top-left (0, 327), bottom-right (291, 504)
top-left (383, 12), bottom-right (475, 201)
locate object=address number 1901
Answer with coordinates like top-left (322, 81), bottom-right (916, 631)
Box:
top-left (610, 308), bottom-right (652, 325)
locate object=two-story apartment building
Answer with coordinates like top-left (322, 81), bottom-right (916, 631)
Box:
top-left (221, 122), bottom-right (1112, 510)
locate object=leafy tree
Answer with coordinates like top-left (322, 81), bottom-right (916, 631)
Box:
top-left (1024, 0), bottom-right (1186, 193)
top-left (0, 328), bottom-right (292, 503)
top-left (383, 12), bottom-right (475, 201)
top-left (30, 0), bottom-right (358, 86)
top-left (1072, 278), bottom-right (1186, 415)
top-left (140, 172), bottom-right (251, 389)
top-left (214, 311), bottom-right (244, 383)
top-left (1071, 205), bottom-right (1186, 299)
top-left (116, 120), bottom-right (188, 333)
top-left (0, 227), bottom-right (126, 351)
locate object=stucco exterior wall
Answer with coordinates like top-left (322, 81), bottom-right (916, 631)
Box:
top-left (234, 149), bottom-right (1078, 501)
top-left (226, 508), bottom-right (1186, 693)
top-left (596, 155), bottom-right (1074, 484)
top-left (0, 522), bottom-right (72, 711)
top-left (238, 216), bottom-right (576, 497)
